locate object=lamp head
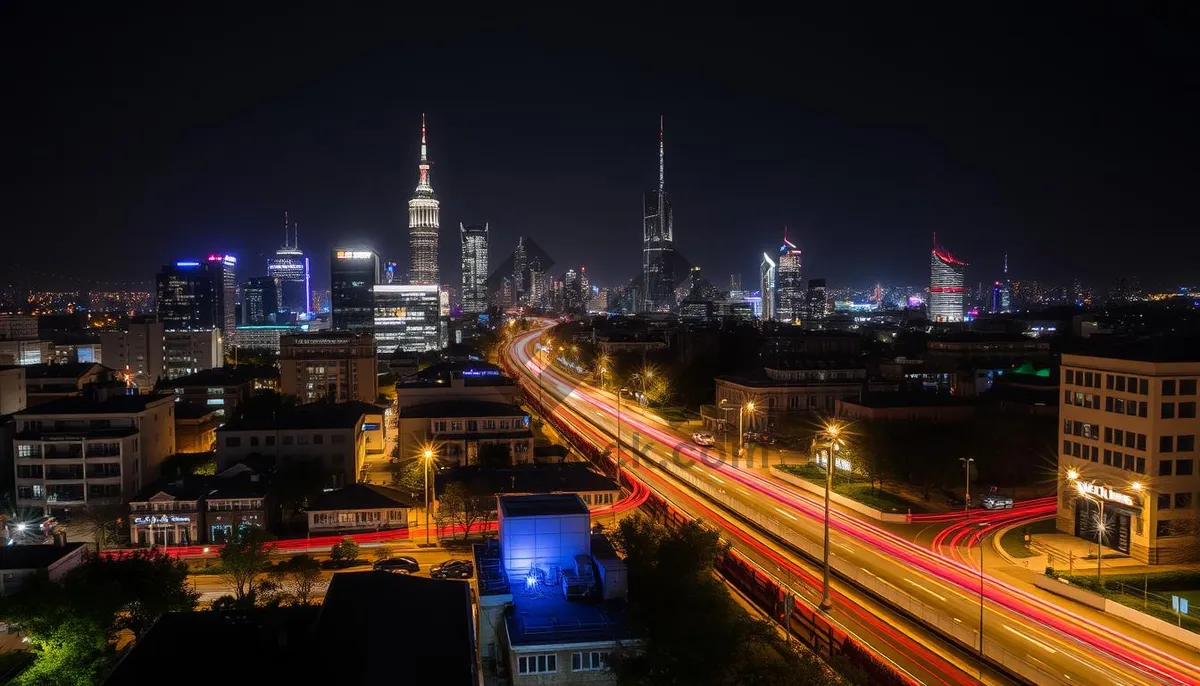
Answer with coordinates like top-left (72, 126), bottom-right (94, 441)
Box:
top-left (423, 448), bottom-right (434, 460)
top-left (1131, 481), bottom-right (1143, 492)
top-left (1067, 468), bottom-right (1079, 481)
top-left (746, 401), bottom-right (756, 412)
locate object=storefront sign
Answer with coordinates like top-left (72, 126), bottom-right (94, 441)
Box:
top-left (1077, 482), bottom-right (1135, 508)
top-left (133, 515), bottom-right (192, 525)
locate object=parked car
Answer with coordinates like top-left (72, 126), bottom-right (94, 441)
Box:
top-left (981, 494), bottom-right (1014, 510)
top-left (691, 432), bottom-right (715, 447)
top-left (744, 431), bottom-right (776, 446)
top-left (430, 559), bottom-right (474, 579)
top-left (373, 556), bottom-right (420, 574)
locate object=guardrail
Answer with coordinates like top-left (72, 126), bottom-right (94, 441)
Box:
top-left (514, 367), bottom-right (1068, 686)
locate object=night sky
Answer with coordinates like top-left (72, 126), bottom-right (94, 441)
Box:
top-left (4, 7), bottom-right (1199, 293)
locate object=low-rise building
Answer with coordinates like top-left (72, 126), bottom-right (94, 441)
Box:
top-left (205, 473), bottom-right (271, 543)
top-left (215, 401), bottom-right (381, 485)
top-left (128, 477), bottom-right (210, 547)
top-left (436, 464), bottom-right (620, 510)
top-left (23, 362), bottom-right (115, 408)
top-left (163, 329), bottom-right (223, 381)
top-left (394, 361), bottom-right (519, 412)
top-left (13, 389), bottom-right (176, 516)
top-left (98, 320), bottom-right (166, 392)
top-left (174, 405), bottom-right (220, 453)
top-left (398, 401), bottom-right (533, 467)
top-left (305, 483), bottom-right (415, 534)
top-left (160, 366), bottom-right (263, 420)
top-left (712, 363), bottom-right (897, 428)
top-left (0, 542), bottom-right (87, 596)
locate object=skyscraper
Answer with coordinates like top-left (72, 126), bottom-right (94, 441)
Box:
top-left (775, 230), bottom-right (803, 324)
top-left (206, 254), bottom-right (238, 335)
top-left (642, 116), bottom-right (676, 313)
top-left (373, 284), bottom-right (441, 354)
top-left (408, 114), bottom-right (440, 285)
top-left (156, 261), bottom-right (217, 331)
top-left (929, 236), bottom-right (967, 323)
top-left (460, 223), bottom-right (489, 314)
top-left (331, 248), bottom-right (379, 335)
top-left (241, 277), bottom-right (278, 326)
top-left (267, 211), bottom-right (311, 318)
top-left (806, 279), bottom-right (827, 321)
top-left (759, 253), bottom-right (776, 322)
top-left (513, 237), bottom-right (529, 304)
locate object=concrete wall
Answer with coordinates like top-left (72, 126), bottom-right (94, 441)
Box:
top-left (769, 466), bottom-right (909, 523)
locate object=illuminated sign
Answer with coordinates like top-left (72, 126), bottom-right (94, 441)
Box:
top-left (336, 250), bottom-right (375, 260)
top-left (207, 254), bottom-right (237, 265)
top-left (362, 423), bottom-right (380, 431)
top-left (815, 453), bottom-right (852, 472)
top-left (461, 368), bottom-right (500, 377)
top-left (133, 515), bottom-right (192, 525)
top-left (1077, 482), bottom-right (1136, 508)
top-left (176, 261), bottom-right (201, 268)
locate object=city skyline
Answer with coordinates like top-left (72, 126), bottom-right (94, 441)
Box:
top-left (6, 12), bottom-right (1200, 293)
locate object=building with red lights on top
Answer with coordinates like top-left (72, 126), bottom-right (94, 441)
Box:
top-left (929, 238), bottom-right (967, 323)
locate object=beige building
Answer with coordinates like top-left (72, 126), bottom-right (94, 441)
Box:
top-left (397, 401), bottom-right (534, 466)
top-left (98, 320), bottom-right (166, 391)
top-left (1058, 349), bottom-right (1200, 564)
top-left (0, 366), bottom-right (27, 415)
top-left (711, 363), bottom-right (897, 428)
top-left (280, 332), bottom-right (377, 404)
top-left (13, 389), bottom-right (177, 516)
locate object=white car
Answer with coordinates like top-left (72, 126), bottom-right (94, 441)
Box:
top-left (691, 432), bottom-right (715, 447)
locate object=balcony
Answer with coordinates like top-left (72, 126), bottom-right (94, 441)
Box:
top-left (42, 447), bottom-right (84, 460)
top-left (45, 467), bottom-right (85, 481)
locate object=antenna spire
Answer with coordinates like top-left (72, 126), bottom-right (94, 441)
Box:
top-left (1003, 252), bottom-right (1009, 276)
top-left (294, 222), bottom-right (299, 249)
top-left (284, 210), bottom-right (290, 248)
top-left (420, 113), bottom-right (428, 163)
top-left (658, 115), bottom-right (665, 192)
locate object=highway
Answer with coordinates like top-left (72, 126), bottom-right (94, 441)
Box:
top-left (505, 325), bottom-right (1200, 686)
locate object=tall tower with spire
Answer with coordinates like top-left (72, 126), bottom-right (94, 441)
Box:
top-left (267, 210), bottom-right (311, 318)
top-left (641, 115), bottom-right (676, 312)
top-left (408, 114), bottom-right (440, 285)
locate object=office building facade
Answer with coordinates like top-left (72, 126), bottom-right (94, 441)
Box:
top-left (929, 239), bottom-right (967, 323)
top-left (267, 213), bottom-right (311, 318)
top-left (241, 277), bottom-right (278, 326)
top-left (775, 232), bottom-right (803, 324)
top-left (156, 261), bottom-right (217, 331)
top-left (1058, 350), bottom-right (1200, 564)
top-left (279, 332), bottom-right (377, 404)
top-left (98, 320), bottom-right (166, 391)
top-left (373, 284), bottom-right (442, 354)
top-left (206, 254), bottom-right (238, 335)
top-left (460, 223), bottom-right (489, 314)
top-left (806, 279), bottom-right (827, 321)
top-left (759, 253), bottom-right (776, 322)
top-left (331, 249), bottom-right (379, 335)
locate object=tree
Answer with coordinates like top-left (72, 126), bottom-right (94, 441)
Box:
top-left (0, 550), bottom-right (197, 686)
top-left (275, 460), bottom-right (331, 519)
top-left (72, 503), bottom-right (126, 550)
top-left (158, 452), bottom-right (217, 478)
top-left (609, 515), bottom-right (838, 686)
top-left (438, 482), bottom-right (490, 539)
top-left (476, 443), bottom-right (511, 468)
top-left (271, 555), bottom-right (323, 606)
top-left (373, 547), bottom-right (392, 563)
top-left (329, 538), bottom-right (360, 563)
top-left (218, 529), bottom-right (274, 600)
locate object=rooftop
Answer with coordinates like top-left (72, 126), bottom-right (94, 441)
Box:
top-left (307, 483), bottom-right (418, 511)
top-left (1065, 337), bottom-right (1200, 364)
top-left (173, 404), bottom-right (222, 421)
top-left (131, 476), bottom-right (215, 503)
top-left (23, 362), bottom-right (109, 380)
top-left (436, 464), bottom-right (618, 498)
top-left (315, 572), bottom-right (476, 685)
top-left (474, 541), bottom-right (511, 596)
top-left (400, 400), bottom-right (528, 420)
top-left (506, 593), bottom-right (632, 647)
top-left (0, 543), bottom-right (85, 570)
top-left (218, 400), bottom-right (382, 432)
top-left (15, 392), bottom-right (174, 417)
top-left (498, 494), bottom-right (589, 518)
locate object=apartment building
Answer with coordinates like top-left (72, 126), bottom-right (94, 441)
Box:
top-left (13, 388), bottom-right (176, 516)
top-left (1058, 344), bottom-right (1200, 564)
top-left (279, 332), bottom-right (377, 404)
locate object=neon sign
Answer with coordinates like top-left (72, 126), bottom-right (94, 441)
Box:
top-left (133, 515), bottom-right (192, 525)
top-left (1077, 482), bottom-right (1135, 507)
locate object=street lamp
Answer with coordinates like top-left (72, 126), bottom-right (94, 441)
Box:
top-left (817, 420), bottom-right (845, 611)
top-left (959, 457), bottom-right (975, 515)
top-left (974, 522), bottom-right (990, 658)
top-left (420, 445), bottom-right (437, 545)
top-left (719, 399), bottom-right (755, 457)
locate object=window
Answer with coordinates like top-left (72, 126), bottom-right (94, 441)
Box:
top-left (1140, 379), bottom-right (1149, 395)
top-left (1104, 427), bottom-right (1113, 443)
top-left (1137, 456), bottom-right (1146, 474)
top-left (1106, 374), bottom-right (1114, 390)
top-left (1158, 493), bottom-right (1171, 510)
top-left (517, 654), bottom-right (557, 675)
top-left (1103, 449), bottom-right (1113, 466)
top-left (1182, 379), bottom-right (1198, 395)
top-left (1159, 460), bottom-right (1173, 477)
top-left (1124, 432), bottom-right (1135, 449)
top-left (1138, 434), bottom-right (1147, 451)
top-left (572, 651), bottom-right (609, 672)
top-left (17, 445), bottom-right (34, 458)
top-left (266, 436), bottom-right (275, 446)
top-left (225, 437), bottom-right (241, 448)
top-left (1179, 436), bottom-right (1196, 453)
top-left (1163, 380), bottom-right (1177, 396)
top-left (1115, 376), bottom-right (1125, 392)
top-left (298, 434), bottom-right (310, 445)
top-left (1177, 493), bottom-right (1193, 509)
top-left (1160, 436), bottom-right (1174, 453)
top-left (1113, 398), bottom-right (1125, 414)
top-left (1104, 396), bottom-right (1114, 412)
top-left (250, 436), bottom-right (259, 447)
top-left (1139, 401), bottom-right (1148, 417)
top-left (314, 434), bottom-right (324, 445)
top-left (1162, 403), bottom-right (1175, 419)
top-left (1180, 402), bottom-right (1197, 419)
top-left (282, 436), bottom-right (294, 445)
top-left (1065, 370), bottom-right (1074, 385)
top-left (1085, 372), bottom-right (1094, 387)
top-left (1177, 459), bottom-right (1194, 476)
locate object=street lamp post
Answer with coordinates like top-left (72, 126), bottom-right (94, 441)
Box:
top-left (720, 399), bottom-right (755, 458)
top-left (421, 447), bottom-right (436, 545)
top-left (819, 421), bottom-right (843, 611)
top-left (959, 457), bottom-right (975, 515)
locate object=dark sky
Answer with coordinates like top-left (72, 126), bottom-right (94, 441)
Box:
top-left (4, 7), bottom-right (1199, 294)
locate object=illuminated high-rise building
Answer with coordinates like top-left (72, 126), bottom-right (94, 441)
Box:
top-left (267, 211), bottom-right (311, 318)
top-left (460, 223), bottom-right (489, 314)
top-left (408, 114), bottom-right (440, 286)
top-left (240, 277), bottom-right (278, 326)
top-left (775, 230), bottom-right (803, 323)
top-left (156, 261), bottom-right (217, 331)
top-left (205, 254), bottom-right (238, 335)
top-left (642, 116), bottom-right (676, 313)
top-left (759, 253), bottom-right (776, 322)
top-left (373, 284), bottom-right (441, 354)
top-left (331, 248), bottom-right (379, 335)
top-left (929, 236), bottom-right (967, 323)
top-left (806, 279), bottom-right (827, 321)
